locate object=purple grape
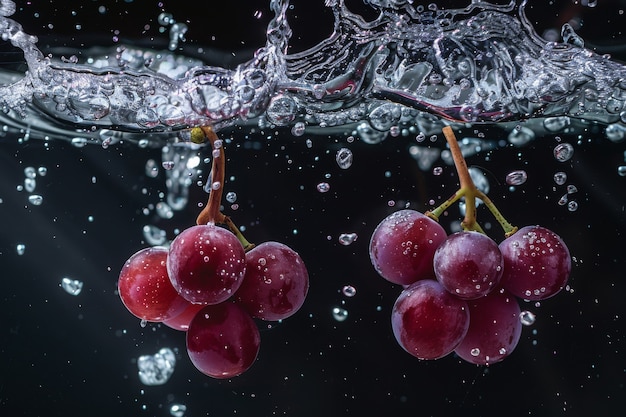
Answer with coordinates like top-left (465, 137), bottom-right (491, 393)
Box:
top-left (499, 225), bottom-right (571, 300)
top-left (370, 209), bottom-right (447, 285)
top-left (235, 241), bottom-right (309, 321)
top-left (391, 279), bottom-right (470, 360)
top-left (187, 302), bottom-right (260, 379)
top-left (454, 288), bottom-right (522, 365)
top-left (167, 224), bottom-right (246, 305)
top-left (434, 231), bottom-right (503, 300)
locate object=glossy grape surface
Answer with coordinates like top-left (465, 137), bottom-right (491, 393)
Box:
top-left (434, 231), bottom-right (503, 299)
top-left (167, 224), bottom-right (246, 305)
top-left (391, 279), bottom-right (470, 360)
top-left (162, 301), bottom-right (206, 331)
top-left (118, 246), bottom-right (187, 321)
top-left (370, 209), bottom-right (447, 285)
top-left (454, 288), bottom-right (522, 365)
top-left (499, 225), bottom-right (571, 300)
top-left (235, 241), bottom-right (309, 321)
top-left (186, 302), bottom-right (261, 379)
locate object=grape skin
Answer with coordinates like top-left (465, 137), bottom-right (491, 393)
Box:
top-left (454, 288), bottom-right (522, 365)
top-left (391, 279), bottom-right (470, 360)
top-left (499, 225), bottom-right (571, 300)
top-left (369, 210), bottom-right (447, 285)
top-left (118, 246), bottom-right (188, 322)
top-left (162, 301), bottom-right (206, 331)
top-left (186, 302), bottom-right (261, 379)
top-left (235, 241), bottom-right (309, 321)
top-left (434, 231), bottom-right (503, 300)
top-left (167, 224), bottom-right (246, 305)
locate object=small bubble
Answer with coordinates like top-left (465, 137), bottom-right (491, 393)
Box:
top-left (553, 143), bottom-right (574, 162)
top-left (567, 200), bottom-right (578, 212)
top-left (316, 182), bottom-right (330, 193)
top-left (520, 310), bottom-right (536, 326)
top-left (341, 285), bottom-right (357, 297)
top-left (505, 170), bottom-right (527, 185)
top-left (16, 243), bottom-right (26, 255)
top-left (162, 161), bottom-right (175, 170)
top-left (225, 192), bottom-right (237, 203)
top-left (291, 122), bottom-right (306, 136)
top-left (27, 195), bottom-right (43, 205)
top-left (332, 307), bottom-right (348, 322)
top-left (338, 233), bottom-right (358, 246)
top-left (553, 171), bottom-right (568, 185)
top-left (432, 166), bottom-right (443, 176)
top-left (169, 404), bottom-right (187, 417)
top-left (470, 347), bottom-right (480, 357)
top-left (60, 277), bottom-right (84, 296)
top-left (145, 159), bottom-right (159, 178)
top-left (335, 148), bottom-right (353, 169)
top-left (566, 184), bottom-right (578, 194)
top-left (618, 166), bottom-right (626, 176)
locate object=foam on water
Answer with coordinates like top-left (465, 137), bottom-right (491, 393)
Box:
top-left (1, 0), bottom-right (625, 144)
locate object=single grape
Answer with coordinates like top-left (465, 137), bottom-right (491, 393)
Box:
top-left (434, 231), bottom-right (503, 299)
top-left (167, 224), bottom-right (246, 305)
top-left (187, 302), bottom-right (261, 379)
top-left (118, 246), bottom-right (188, 322)
top-left (162, 300), bottom-right (206, 331)
top-left (369, 209), bottom-right (447, 285)
top-left (454, 288), bottom-right (522, 365)
top-left (391, 279), bottom-right (470, 360)
top-left (235, 241), bottom-right (309, 321)
top-left (499, 225), bottom-right (571, 300)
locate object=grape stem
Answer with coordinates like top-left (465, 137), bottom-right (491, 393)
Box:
top-left (195, 127), bottom-right (255, 251)
top-left (426, 126), bottom-right (518, 238)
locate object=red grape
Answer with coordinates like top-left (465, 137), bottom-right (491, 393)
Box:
top-left (454, 288), bottom-right (522, 365)
top-left (187, 302), bottom-right (261, 379)
top-left (118, 246), bottom-right (188, 322)
top-left (162, 301), bottom-right (206, 331)
top-left (370, 209), bottom-right (447, 285)
top-left (391, 279), bottom-right (470, 360)
top-left (235, 241), bottom-right (309, 321)
top-left (434, 231), bottom-right (503, 300)
top-left (167, 224), bottom-right (246, 305)
top-left (499, 225), bottom-right (571, 300)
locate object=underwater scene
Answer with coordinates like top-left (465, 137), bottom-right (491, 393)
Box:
top-left (1, 0), bottom-right (626, 415)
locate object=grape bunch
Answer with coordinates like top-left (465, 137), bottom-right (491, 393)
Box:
top-left (369, 127), bottom-right (572, 365)
top-left (118, 127), bottom-right (309, 379)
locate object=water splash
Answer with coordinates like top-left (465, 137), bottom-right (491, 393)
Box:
top-left (1, 0), bottom-right (625, 145)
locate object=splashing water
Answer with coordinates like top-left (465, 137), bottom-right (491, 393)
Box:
top-left (1, 0), bottom-right (625, 147)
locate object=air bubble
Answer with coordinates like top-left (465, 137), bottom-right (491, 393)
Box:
top-left (225, 191), bottom-right (237, 203)
top-left (553, 143), bottom-right (574, 162)
top-left (338, 233), bottom-right (358, 246)
top-left (505, 170), bottom-right (527, 185)
top-left (335, 148), bottom-right (353, 169)
top-left (341, 285), bottom-right (357, 297)
top-left (520, 310), bottom-right (536, 326)
top-left (332, 307), bottom-right (348, 322)
top-left (60, 277), bottom-right (84, 296)
top-left (316, 182), bottom-right (330, 193)
top-left (553, 171), bottom-right (567, 185)
top-left (16, 244), bottom-right (25, 255)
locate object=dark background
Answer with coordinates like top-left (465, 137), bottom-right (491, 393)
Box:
top-left (2, 1), bottom-right (626, 417)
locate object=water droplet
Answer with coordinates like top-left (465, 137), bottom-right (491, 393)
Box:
top-left (162, 161), bottom-right (175, 170)
top-left (169, 403), bottom-right (187, 417)
top-left (505, 170), bottom-right (527, 185)
top-left (60, 277), bottom-right (84, 296)
top-left (567, 200), bottom-right (578, 211)
top-left (24, 166), bottom-right (37, 179)
top-left (553, 171), bottom-right (567, 185)
top-left (470, 347), bottom-right (480, 357)
top-left (225, 191), bottom-right (237, 203)
top-left (16, 244), bottom-right (26, 255)
top-left (143, 225), bottom-right (167, 246)
top-left (291, 121), bottom-right (306, 136)
top-left (553, 143), bottom-right (574, 162)
top-left (316, 182), bottom-right (330, 193)
top-left (566, 184), bottom-right (578, 194)
top-left (27, 194), bottom-right (43, 205)
top-left (432, 166), bottom-right (443, 176)
top-left (137, 347), bottom-right (176, 386)
top-left (618, 166), bottom-right (626, 177)
top-left (338, 233), bottom-right (358, 246)
top-left (145, 159), bottom-right (159, 178)
top-left (520, 310), bottom-right (536, 326)
top-left (341, 285), bottom-right (357, 297)
top-left (335, 148), bottom-right (353, 169)
top-left (332, 307), bottom-right (348, 322)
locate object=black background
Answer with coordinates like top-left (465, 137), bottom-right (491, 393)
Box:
top-left (2, 1), bottom-right (626, 417)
